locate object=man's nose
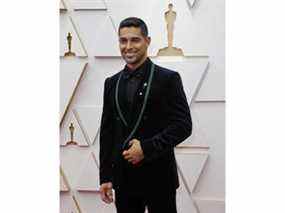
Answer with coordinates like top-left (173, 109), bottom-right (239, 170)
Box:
top-left (126, 41), bottom-right (133, 50)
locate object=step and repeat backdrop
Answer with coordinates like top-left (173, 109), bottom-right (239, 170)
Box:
top-left (60, 0), bottom-right (225, 212)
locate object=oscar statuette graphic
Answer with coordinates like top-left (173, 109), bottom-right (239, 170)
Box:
top-left (157, 3), bottom-right (184, 56)
top-left (64, 32), bottom-right (76, 57)
top-left (66, 122), bottom-right (78, 145)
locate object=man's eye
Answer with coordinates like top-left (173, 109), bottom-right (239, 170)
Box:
top-left (132, 38), bottom-right (141, 42)
top-left (119, 39), bottom-right (127, 44)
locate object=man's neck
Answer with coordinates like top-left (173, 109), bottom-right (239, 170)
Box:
top-left (127, 56), bottom-right (148, 71)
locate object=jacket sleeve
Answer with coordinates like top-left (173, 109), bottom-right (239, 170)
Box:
top-left (140, 72), bottom-right (192, 162)
top-left (99, 78), bottom-right (114, 184)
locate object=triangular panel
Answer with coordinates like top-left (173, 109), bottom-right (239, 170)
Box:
top-left (60, 194), bottom-right (82, 213)
top-left (176, 173), bottom-right (198, 213)
top-left (178, 104), bottom-right (209, 148)
top-left (60, 111), bottom-right (89, 147)
top-left (92, 134), bottom-right (100, 158)
top-left (60, 145), bottom-right (91, 186)
top-left (187, 0), bottom-right (197, 8)
top-left (195, 68), bottom-right (225, 101)
top-left (176, 152), bottom-right (208, 193)
top-left (194, 198), bottom-right (225, 213)
top-left (72, 0), bottom-right (107, 10)
top-left (60, 15), bottom-right (88, 57)
top-left (60, 59), bottom-right (87, 122)
top-left (60, 166), bottom-right (70, 192)
top-left (153, 57), bottom-right (209, 105)
top-left (74, 106), bottom-right (102, 144)
top-left (93, 15), bottom-right (118, 56)
top-left (76, 152), bottom-right (100, 191)
top-left (60, 0), bottom-right (67, 11)
top-left (76, 192), bottom-right (116, 213)
top-left (72, 13), bottom-right (120, 56)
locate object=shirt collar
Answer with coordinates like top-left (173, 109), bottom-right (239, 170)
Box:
top-left (123, 57), bottom-right (151, 79)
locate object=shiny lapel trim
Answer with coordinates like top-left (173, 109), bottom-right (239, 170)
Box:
top-left (122, 63), bottom-right (155, 149)
top-left (115, 71), bottom-right (128, 127)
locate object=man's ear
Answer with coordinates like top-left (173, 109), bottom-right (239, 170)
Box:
top-left (146, 36), bottom-right (151, 45)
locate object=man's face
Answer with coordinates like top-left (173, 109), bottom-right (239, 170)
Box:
top-left (119, 27), bottom-right (150, 65)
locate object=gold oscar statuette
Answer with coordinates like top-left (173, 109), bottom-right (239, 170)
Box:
top-left (157, 3), bottom-right (184, 56)
top-left (64, 32), bottom-right (76, 57)
top-left (66, 122), bottom-right (78, 145)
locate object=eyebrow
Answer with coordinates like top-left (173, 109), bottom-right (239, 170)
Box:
top-left (119, 35), bottom-right (142, 39)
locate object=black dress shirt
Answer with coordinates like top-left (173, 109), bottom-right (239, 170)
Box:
top-left (122, 58), bottom-right (151, 111)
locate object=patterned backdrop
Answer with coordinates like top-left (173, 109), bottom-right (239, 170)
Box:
top-left (60, 0), bottom-right (225, 212)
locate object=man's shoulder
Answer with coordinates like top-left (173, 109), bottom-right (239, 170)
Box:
top-left (104, 70), bottom-right (123, 85)
top-left (154, 64), bottom-right (179, 79)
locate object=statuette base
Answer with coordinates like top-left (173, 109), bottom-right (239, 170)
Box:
top-left (157, 46), bottom-right (184, 56)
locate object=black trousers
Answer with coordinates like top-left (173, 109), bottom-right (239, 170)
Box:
top-left (114, 188), bottom-right (177, 213)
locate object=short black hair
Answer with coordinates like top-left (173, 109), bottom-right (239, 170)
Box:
top-left (118, 17), bottom-right (149, 37)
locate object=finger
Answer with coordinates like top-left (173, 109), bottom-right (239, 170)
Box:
top-left (106, 190), bottom-right (113, 202)
top-left (100, 192), bottom-right (107, 202)
top-left (102, 193), bottom-right (112, 204)
top-left (107, 189), bottom-right (113, 196)
top-left (129, 140), bottom-right (134, 146)
top-left (122, 150), bottom-right (130, 156)
top-left (123, 152), bottom-right (131, 158)
top-left (103, 197), bottom-right (111, 203)
top-left (106, 196), bottom-right (113, 203)
top-left (124, 155), bottom-right (132, 160)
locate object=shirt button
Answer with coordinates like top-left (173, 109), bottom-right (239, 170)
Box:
top-left (139, 92), bottom-right (143, 96)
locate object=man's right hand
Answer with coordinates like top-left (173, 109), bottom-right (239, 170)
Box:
top-left (99, 182), bottom-right (113, 204)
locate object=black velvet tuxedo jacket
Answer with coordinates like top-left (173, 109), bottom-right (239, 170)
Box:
top-left (99, 59), bottom-right (192, 194)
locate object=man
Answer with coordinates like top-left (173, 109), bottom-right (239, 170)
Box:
top-left (99, 17), bottom-right (192, 213)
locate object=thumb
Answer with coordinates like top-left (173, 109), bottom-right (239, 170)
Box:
top-left (129, 140), bottom-right (135, 146)
top-left (106, 182), bottom-right (112, 189)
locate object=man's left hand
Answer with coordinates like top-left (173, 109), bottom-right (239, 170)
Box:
top-left (122, 139), bottom-right (144, 165)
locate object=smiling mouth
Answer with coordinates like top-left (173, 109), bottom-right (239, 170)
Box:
top-left (125, 53), bottom-right (136, 58)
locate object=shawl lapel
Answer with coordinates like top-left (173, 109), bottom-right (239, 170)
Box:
top-left (129, 60), bottom-right (153, 128)
top-left (115, 59), bottom-right (154, 132)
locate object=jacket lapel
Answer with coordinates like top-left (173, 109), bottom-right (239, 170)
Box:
top-left (117, 72), bottom-right (132, 127)
top-left (129, 60), bottom-right (153, 128)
